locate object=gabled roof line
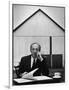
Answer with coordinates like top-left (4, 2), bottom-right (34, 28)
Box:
top-left (13, 9), bottom-right (65, 32)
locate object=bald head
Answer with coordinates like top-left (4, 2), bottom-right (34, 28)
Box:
top-left (30, 43), bottom-right (41, 58)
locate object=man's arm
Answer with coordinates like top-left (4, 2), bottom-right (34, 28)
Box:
top-left (41, 58), bottom-right (49, 76)
top-left (37, 53), bottom-right (49, 76)
top-left (18, 57), bottom-right (26, 78)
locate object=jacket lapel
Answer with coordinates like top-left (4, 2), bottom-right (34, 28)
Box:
top-left (27, 55), bottom-right (31, 70)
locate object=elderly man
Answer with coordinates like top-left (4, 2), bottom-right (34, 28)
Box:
top-left (18, 42), bottom-right (49, 78)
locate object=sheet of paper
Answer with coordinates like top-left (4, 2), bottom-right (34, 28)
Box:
top-left (14, 78), bottom-right (34, 83)
top-left (33, 76), bottom-right (52, 80)
top-left (22, 68), bottom-right (38, 79)
top-left (14, 76), bottom-right (52, 83)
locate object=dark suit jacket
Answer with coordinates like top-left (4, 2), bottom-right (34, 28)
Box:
top-left (18, 55), bottom-right (49, 77)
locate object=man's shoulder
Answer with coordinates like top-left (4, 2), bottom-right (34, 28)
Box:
top-left (41, 54), bottom-right (46, 59)
top-left (21, 55), bottom-right (31, 60)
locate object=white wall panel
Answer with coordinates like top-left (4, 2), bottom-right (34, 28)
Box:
top-left (13, 10), bottom-right (64, 66)
top-left (14, 11), bottom-right (64, 37)
top-left (14, 36), bottom-right (50, 65)
top-left (52, 37), bottom-right (64, 66)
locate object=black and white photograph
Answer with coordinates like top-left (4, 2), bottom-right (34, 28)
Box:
top-left (12, 4), bottom-right (65, 85)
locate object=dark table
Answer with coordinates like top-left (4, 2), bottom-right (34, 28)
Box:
top-left (13, 76), bottom-right (64, 85)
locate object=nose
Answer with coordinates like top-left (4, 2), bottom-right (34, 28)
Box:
top-left (33, 49), bottom-right (37, 53)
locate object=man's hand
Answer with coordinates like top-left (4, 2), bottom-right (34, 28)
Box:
top-left (21, 72), bottom-right (28, 78)
top-left (37, 52), bottom-right (43, 61)
top-left (21, 68), bottom-right (38, 79)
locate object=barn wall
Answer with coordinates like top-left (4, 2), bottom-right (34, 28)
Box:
top-left (52, 37), bottom-right (64, 66)
top-left (13, 5), bottom-right (64, 29)
top-left (13, 36), bottom-right (64, 67)
top-left (13, 11), bottom-right (64, 67)
top-left (13, 37), bottom-right (50, 65)
top-left (14, 11), bottom-right (64, 36)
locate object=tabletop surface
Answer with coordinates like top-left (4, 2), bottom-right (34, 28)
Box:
top-left (14, 76), bottom-right (52, 83)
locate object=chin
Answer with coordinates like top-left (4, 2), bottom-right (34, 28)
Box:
top-left (32, 55), bottom-right (37, 58)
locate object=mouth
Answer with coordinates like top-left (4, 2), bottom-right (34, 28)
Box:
top-left (32, 53), bottom-right (37, 58)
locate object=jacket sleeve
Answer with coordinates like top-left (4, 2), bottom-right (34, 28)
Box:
top-left (41, 57), bottom-right (49, 76)
top-left (18, 57), bottom-right (26, 77)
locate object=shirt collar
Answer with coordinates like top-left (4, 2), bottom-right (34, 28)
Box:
top-left (31, 56), bottom-right (37, 61)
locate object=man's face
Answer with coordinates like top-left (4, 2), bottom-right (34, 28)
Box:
top-left (31, 44), bottom-right (40, 58)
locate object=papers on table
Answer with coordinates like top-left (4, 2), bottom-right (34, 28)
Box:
top-left (14, 68), bottom-right (52, 83)
top-left (33, 76), bottom-right (52, 80)
top-left (22, 68), bottom-right (38, 79)
top-left (14, 76), bottom-right (52, 83)
top-left (14, 78), bottom-right (34, 83)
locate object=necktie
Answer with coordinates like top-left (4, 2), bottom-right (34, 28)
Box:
top-left (32, 59), bottom-right (36, 69)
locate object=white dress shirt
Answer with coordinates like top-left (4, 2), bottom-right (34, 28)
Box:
top-left (31, 56), bottom-right (37, 68)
